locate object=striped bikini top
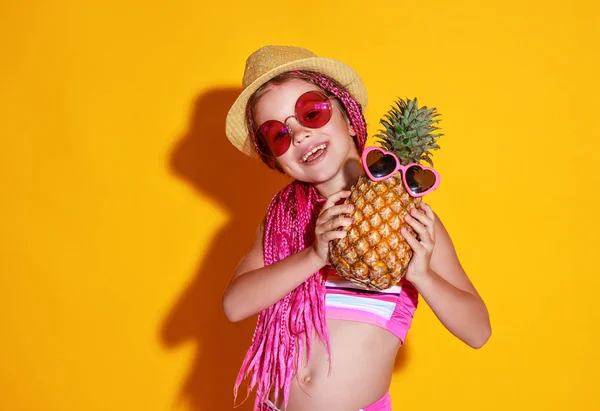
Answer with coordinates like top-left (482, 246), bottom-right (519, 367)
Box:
top-left (324, 268), bottom-right (419, 342)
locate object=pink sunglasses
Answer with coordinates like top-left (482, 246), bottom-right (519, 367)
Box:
top-left (362, 146), bottom-right (440, 197)
top-left (254, 90), bottom-right (334, 158)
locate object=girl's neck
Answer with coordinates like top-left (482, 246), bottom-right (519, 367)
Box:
top-left (313, 156), bottom-right (364, 199)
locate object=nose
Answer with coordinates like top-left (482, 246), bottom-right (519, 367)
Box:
top-left (285, 116), bottom-right (312, 145)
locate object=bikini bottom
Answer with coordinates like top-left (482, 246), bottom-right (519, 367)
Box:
top-left (260, 391), bottom-right (392, 411)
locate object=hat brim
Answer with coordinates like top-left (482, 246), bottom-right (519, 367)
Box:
top-left (225, 57), bottom-right (368, 157)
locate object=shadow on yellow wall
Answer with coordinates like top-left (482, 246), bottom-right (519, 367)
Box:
top-left (160, 87), bottom-right (289, 410)
top-left (159, 87), bottom-right (410, 410)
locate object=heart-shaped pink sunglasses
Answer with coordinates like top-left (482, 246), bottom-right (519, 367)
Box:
top-left (362, 146), bottom-right (441, 197)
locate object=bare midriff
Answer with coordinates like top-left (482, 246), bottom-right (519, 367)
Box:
top-left (269, 319), bottom-right (401, 411)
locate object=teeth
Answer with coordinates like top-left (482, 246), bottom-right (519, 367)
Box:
top-left (302, 144), bottom-right (327, 162)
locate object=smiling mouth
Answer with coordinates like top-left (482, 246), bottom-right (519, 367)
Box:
top-left (301, 143), bottom-right (328, 163)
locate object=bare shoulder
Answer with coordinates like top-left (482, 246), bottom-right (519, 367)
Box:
top-left (430, 211), bottom-right (480, 295)
top-left (431, 212), bottom-right (459, 263)
top-left (231, 217), bottom-right (266, 280)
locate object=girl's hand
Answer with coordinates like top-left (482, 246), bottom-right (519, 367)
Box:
top-left (313, 190), bottom-right (354, 265)
top-left (401, 202), bottom-right (437, 283)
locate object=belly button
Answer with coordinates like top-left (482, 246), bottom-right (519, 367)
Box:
top-left (299, 370), bottom-right (312, 385)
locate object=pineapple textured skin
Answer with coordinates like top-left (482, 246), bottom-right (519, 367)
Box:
top-left (329, 173), bottom-right (421, 290)
top-left (329, 97), bottom-right (440, 290)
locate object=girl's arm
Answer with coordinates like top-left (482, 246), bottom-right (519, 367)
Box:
top-left (222, 191), bottom-right (354, 322)
top-left (402, 203), bottom-right (492, 348)
top-left (222, 220), bottom-right (323, 322)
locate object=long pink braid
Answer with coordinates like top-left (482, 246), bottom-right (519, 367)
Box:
top-left (234, 181), bottom-right (325, 409)
top-left (235, 71), bottom-right (367, 410)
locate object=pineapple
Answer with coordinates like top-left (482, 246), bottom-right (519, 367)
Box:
top-left (329, 98), bottom-right (442, 290)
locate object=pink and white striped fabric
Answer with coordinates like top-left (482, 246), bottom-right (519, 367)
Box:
top-left (324, 269), bottom-right (419, 343)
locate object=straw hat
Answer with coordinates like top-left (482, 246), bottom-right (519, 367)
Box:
top-left (225, 45), bottom-right (368, 156)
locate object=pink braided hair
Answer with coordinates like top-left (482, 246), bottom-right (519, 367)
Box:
top-left (235, 71), bottom-right (367, 410)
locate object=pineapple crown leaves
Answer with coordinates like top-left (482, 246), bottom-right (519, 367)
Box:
top-left (374, 97), bottom-right (443, 166)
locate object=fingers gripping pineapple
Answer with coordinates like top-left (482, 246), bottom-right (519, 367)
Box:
top-left (329, 98), bottom-right (442, 290)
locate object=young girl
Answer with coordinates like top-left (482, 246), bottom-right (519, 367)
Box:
top-left (222, 45), bottom-right (491, 411)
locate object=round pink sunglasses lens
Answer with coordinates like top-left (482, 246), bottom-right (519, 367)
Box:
top-left (295, 91), bottom-right (332, 128)
top-left (257, 120), bottom-right (291, 157)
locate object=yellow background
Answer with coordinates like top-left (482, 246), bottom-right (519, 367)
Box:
top-left (1, 1), bottom-right (598, 410)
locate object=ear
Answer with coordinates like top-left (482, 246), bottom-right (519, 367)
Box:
top-left (344, 115), bottom-right (356, 136)
top-left (348, 123), bottom-right (356, 137)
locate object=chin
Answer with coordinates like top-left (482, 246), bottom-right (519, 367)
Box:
top-left (305, 160), bottom-right (346, 184)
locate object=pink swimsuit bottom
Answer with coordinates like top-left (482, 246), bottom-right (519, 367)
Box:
top-left (261, 390), bottom-right (392, 411)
